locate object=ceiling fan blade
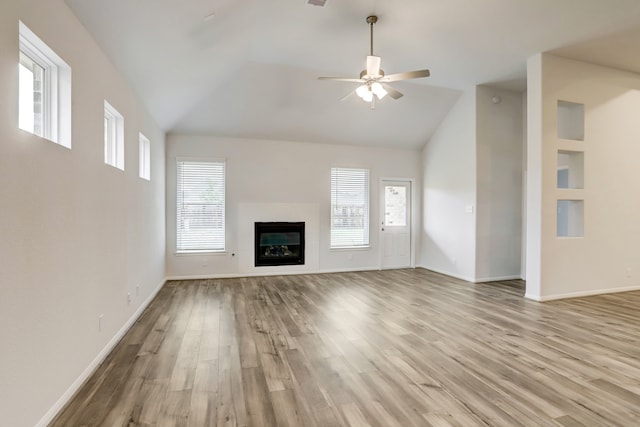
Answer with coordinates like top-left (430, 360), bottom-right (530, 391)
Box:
top-left (339, 90), bottom-right (356, 102)
top-left (366, 55), bottom-right (381, 77)
top-left (318, 77), bottom-right (364, 83)
top-left (382, 83), bottom-right (403, 100)
top-left (380, 69), bottom-right (430, 83)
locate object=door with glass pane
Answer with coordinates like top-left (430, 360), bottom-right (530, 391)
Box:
top-left (380, 180), bottom-right (411, 269)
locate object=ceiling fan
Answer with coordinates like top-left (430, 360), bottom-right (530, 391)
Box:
top-left (318, 15), bottom-right (430, 109)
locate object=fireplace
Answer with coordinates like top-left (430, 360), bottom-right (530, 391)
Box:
top-left (255, 222), bottom-right (305, 266)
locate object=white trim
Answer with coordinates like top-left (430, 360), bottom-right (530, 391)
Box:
top-left (525, 284), bottom-right (640, 302)
top-left (165, 267), bottom-right (382, 281)
top-left (524, 293), bottom-right (544, 301)
top-left (174, 250), bottom-right (227, 256)
top-left (329, 246), bottom-right (371, 252)
top-left (473, 275), bottom-right (523, 283)
top-left (36, 279), bottom-right (166, 427)
top-left (415, 265), bottom-right (475, 282)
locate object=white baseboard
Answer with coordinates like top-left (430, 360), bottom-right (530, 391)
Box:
top-left (473, 275), bottom-right (522, 283)
top-left (416, 265), bottom-right (475, 282)
top-left (36, 278), bottom-right (167, 427)
top-left (317, 266), bottom-right (382, 274)
top-left (165, 266), bottom-right (381, 281)
top-left (524, 292), bottom-right (543, 301)
top-left (416, 266), bottom-right (523, 284)
top-left (525, 284), bottom-right (640, 302)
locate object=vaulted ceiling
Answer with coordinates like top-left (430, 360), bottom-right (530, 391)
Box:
top-left (65, 0), bottom-right (640, 149)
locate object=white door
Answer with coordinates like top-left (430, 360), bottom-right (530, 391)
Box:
top-left (380, 180), bottom-right (411, 269)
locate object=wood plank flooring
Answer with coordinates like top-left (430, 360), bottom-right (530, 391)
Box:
top-left (50, 269), bottom-right (640, 426)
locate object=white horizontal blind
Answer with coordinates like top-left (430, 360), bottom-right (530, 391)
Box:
top-left (331, 167), bottom-right (370, 248)
top-left (176, 160), bottom-right (225, 251)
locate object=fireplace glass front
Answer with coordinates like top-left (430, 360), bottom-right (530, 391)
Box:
top-left (255, 222), bottom-right (305, 266)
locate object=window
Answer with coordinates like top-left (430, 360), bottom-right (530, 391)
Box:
top-left (18, 21), bottom-right (72, 147)
top-left (331, 167), bottom-right (370, 248)
top-left (104, 100), bottom-right (124, 170)
top-left (176, 159), bottom-right (225, 252)
top-left (139, 133), bottom-right (150, 180)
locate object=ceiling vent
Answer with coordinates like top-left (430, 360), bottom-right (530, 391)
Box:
top-left (307, 0), bottom-right (327, 6)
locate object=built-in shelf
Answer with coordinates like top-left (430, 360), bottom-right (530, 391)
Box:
top-left (557, 150), bottom-right (584, 189)
top-left (557, 100), bottom-right (584, 141)
top-left (557, 199), bottom-right (584, 237)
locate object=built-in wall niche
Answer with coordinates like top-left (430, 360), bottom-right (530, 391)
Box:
top-left (557, 150), bottom-right (584, 189)
top-left (557, 100), bottom-right (584, 141)
top-left (557, 200), bottom-right (584, 237)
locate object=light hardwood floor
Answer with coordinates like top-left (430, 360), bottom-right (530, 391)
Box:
top-left (51, 269), bottom-right (640, 426)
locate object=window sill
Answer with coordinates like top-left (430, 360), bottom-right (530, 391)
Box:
top-left (174, 250), bottom-right (227, 256)
top-left (330, 246), bottom-right (371, 251)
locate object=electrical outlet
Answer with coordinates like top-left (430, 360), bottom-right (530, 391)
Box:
top-left (127, 292), bottom-right (132, 305)
top-left (98, 314), bottom-right (104, 332)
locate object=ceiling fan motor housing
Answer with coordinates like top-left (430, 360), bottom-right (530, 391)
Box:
top-left (360, 69), bottom-right (384, 79)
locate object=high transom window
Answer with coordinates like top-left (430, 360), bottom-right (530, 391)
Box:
top-left (18, 21), bottom-right (71, 147)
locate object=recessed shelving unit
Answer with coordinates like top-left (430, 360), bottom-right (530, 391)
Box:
top-left (557, 100), bottom-right (584, 141)
top-left (556, 100), bottom-right (585, 238)
top-left (557, 150), bottom-right (584, 189)
top-left (557, 200), bottom-right (584, 237)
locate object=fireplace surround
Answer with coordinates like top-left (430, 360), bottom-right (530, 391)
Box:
top-left (254, 222), bottom-right (305, 266)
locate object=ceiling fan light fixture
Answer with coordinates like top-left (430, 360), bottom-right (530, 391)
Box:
top-left (371, 82), bottom-right (387, 99)
top-left (356, 84), bottom-right (370, 99)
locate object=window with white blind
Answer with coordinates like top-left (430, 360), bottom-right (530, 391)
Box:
top-left (331, 167), bottom-right (370, 248)
top-left (18, 20), bottom-right (72, 148)
top-left (176, 159), bottom-right (225, 252)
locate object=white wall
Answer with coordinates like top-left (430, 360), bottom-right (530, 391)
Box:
top-left (166, 135), bottom-right (421, 278)
top-left (475, 86), bottom-right (523, 281)
top-left (420, 89), bottom-right (477, 280)
top-left (526, 53), bottom-right (640, 300)
top-left (0, 2), bottom-right (166, 426)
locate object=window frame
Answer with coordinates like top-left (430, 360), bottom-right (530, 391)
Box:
top-left (18, 20), bottom-right (71, 148)
top-left (139, 132), bottom-right (151, 180)
top-left (330, 167), bottom-right (371, 249)
top-left (104, 100), bottom-right (125, 170)
top-left (176, 158), bottom-right (226, 253)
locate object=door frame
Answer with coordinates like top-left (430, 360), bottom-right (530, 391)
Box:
top-left (379, 177), bottom-right (416, 270)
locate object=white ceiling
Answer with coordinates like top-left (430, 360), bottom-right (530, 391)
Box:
top-left (64, 0), bottom-right (640, 150)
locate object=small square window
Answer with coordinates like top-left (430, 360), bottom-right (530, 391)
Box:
top-left (104, 100), bottom-right (124, 170)
top-left (139, 132), bottom-right (150, 180)
top-left (18, 21), bottom-right (71, 148)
